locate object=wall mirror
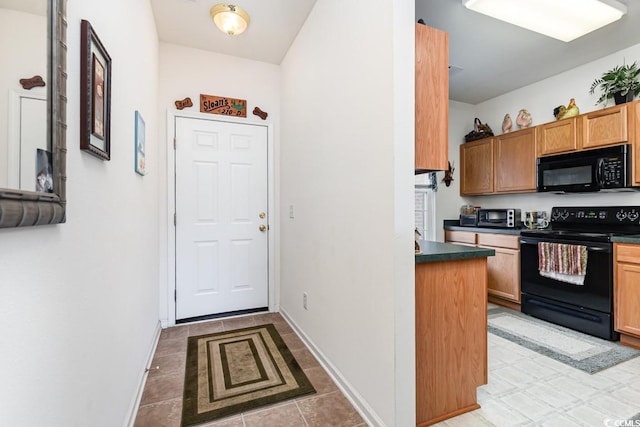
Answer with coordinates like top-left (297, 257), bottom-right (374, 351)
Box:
top-left (0, 0), bottom-right (66, 228)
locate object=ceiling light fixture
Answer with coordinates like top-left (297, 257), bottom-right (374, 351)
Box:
top-left (210, 4), bottom-right (250, 36)
top-left (462, 0), bottom-right (627, 42)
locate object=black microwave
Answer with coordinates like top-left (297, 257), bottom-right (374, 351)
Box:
top-left (537, 144), bottom-right (633, 193)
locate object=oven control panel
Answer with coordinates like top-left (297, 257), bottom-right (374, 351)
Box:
top-left (551, 206), bottom-right (640, 225)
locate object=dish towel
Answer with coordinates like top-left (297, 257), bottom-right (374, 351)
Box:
top-left (538, 242), bottom-right (588, 286)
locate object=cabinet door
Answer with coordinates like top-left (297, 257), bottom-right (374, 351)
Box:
top-left (581, 104), bottom-right (628, 150)
top-left (494, 128), bottom-right (537, 193)
top-left (633, 101), bottom-right (640, 185)
top-left (444, 230), bottom-right (476, 245)
top-left (615, 243), bottom-right (640, 337)
top-left (415, 24), bottom-right (449, 172)
top-left (615, 262), bottom-right (640, 336)
top-left (537, 118), bottom-right (577, 156)
top-left (481, 246), bottom-right (520, 302)
top-left (460, 138), bottom-right (494, 195)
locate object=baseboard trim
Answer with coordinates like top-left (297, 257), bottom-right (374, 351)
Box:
top-left (280, 308), bottom-right (385, 427)
top-left (124, 320), bottom-right (162, 427)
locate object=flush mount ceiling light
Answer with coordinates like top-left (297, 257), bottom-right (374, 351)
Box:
top-left (462, 0), bottom-right (627, 42)
top-left (210, 4), bottom-right (250, 36)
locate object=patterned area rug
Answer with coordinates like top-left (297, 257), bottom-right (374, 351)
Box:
top-left (182, 323), bottom-right (316, 426)
top-left (488, 307), bottom-right (640, 374)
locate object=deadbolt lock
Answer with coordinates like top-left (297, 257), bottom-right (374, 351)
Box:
top-left (259, 212), bottom-right (266, 219)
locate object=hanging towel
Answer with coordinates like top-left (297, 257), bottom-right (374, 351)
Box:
top-left (538, 242), bottom-right (588, 286)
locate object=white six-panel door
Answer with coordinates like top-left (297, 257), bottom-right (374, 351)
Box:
top-left (175, 117), bottom-right (269, 320)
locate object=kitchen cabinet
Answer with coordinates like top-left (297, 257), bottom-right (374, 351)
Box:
top-left (460, 138), bottom-right (493, 195)
top-left (415, 254), bottom-right (487, 426)
top-left (634, 101), bottom-right (640, 185)
top-left (581, 103), bottom-right (629, 150)
top-left (415, 23), bottom-right (449, 172)
top-left (614, 243), bottom-right (640, 350)
top-left (459, 129), bottom-right (536, 196)
top-left (537, 117), bottom-right (578, 156)
top-left (446, 230), bottom-right (521, 307)
top-left (494, 127), bottom-right (537, 193)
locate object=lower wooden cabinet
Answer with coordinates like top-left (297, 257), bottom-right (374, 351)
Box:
top-left (614, 243), bottom-right (640, 348)
top-left (446, 230), bottom-right (521, 304)
top-left (416, 257), bottom-right (487, 426)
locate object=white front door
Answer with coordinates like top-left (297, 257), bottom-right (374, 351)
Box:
top-left (175, 117), bottom-right (269, 320)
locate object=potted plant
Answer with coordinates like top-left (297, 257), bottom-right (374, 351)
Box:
top-left (589, 61), bottom-right (640, 106)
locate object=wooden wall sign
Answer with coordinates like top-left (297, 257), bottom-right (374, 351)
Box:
top-left (20, 75), bottom-right (45, 90)
top-left (200, 94), bottom-right (247, 117)
top-left (175, 97), bottom-right (193, 110)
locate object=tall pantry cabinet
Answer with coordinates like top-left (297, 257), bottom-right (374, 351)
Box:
top-left (415, 23), bottom-right (449, 172)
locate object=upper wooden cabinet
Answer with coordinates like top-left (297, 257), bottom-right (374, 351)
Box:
top-left (460, 138), bottom-right (494, 195)
top-left (494, 127), bottom-right (537, 193)
top-left (537, 117), bottom-right (577, 156)
top-left (415, 23), bottom-right (449, 172)
top-left (581, 104), bottom-right (629, 150)
top-left (460, 127), bottom-right (536, 196)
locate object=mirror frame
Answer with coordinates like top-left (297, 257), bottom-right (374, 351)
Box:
top-left (0, 0), bottom-right (66, 228)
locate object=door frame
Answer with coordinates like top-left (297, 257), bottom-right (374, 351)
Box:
top-left (165, 109), bottom-right (276, 326)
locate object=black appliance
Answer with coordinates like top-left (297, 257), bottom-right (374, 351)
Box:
top-left (477, 208), bottom-right (521, 228)
top-left (520, 206), bottom-right (640, 340)
top-left (537, 144), bottom-right (633, 193)
top-left (459, 214), bottom-right (478, 227)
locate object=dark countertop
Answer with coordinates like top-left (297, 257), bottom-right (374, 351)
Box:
top-left (443, 219), bottom-right (524, 235)
top-left (415, 240), bottom-right (495, 264)
top-left (611, 235), bottom-right (640, 244)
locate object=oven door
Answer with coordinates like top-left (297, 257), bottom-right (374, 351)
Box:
top-left (520, 236), bottom-right (615, 340)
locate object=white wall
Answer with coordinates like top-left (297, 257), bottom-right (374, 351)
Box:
top-left (0, 9), bottom-right (46, 187)
top-left (156, 43), bottom-right (281, 324)
top-left (279, 0), bottom-right (414, 425)
top-left (0, 0), bottom-right (160, 425)
top-left (441, 43), bottom-right (640, 226)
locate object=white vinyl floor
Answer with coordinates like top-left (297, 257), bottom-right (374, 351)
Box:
top-left (435, 304), bottom-right (640, 427)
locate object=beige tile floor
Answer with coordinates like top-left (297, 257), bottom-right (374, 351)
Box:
top-left (134, 312), bottom-right (366, 427)
top-left (435, 304), bottom-right (640, 427)
top-left (135, 307), bottom-right (640, 427)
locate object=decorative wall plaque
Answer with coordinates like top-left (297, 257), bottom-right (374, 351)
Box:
top-left (174, 97), bottom-right (193, 110)
top-left (19, 75), bottom-right (45, 90)
top-left (253, 106), bottom-right (268, 120)
top-left (200, 94), bottom-right (247, 117)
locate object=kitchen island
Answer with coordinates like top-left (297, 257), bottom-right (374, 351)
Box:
top-left (415, 241), bottom-right (494, 426)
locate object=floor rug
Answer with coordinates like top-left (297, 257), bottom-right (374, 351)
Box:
top-left (488, 307), bottom-right (640, 374)
top-left (182, 323), bottom-right (316, 426)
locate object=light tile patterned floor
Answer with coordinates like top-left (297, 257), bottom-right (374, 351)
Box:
top-left (436, 305), bottom-right (640, 427)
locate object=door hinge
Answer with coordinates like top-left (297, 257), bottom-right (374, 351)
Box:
top-left (173, 137), bottom-right (176, 150)
top-left (174, 213), bottom-right (176, 226)
top-left (174, 289), bottom-right (177, 302)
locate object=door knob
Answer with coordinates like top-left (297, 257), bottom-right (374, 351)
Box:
top-left (259, 224), bottom-right (267, 232)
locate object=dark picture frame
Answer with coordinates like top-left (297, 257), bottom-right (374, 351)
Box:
top-left (80, 20), bottom-right (111, 160)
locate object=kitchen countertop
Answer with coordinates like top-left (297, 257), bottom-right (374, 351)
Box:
top-left (415, 240), bottom-right (495, 264)
top-left (443, 219), bottom-right (524, 235)
top-left (611, 235), bottom-right (640, 244)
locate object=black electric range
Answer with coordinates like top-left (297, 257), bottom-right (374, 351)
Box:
top-left (520, 206), bottom-right (640, 340)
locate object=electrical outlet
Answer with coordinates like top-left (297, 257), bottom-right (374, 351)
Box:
top-left (303, 292), bottom-right (308, 310)
top-left (289, 205), bottom-right (295, 219)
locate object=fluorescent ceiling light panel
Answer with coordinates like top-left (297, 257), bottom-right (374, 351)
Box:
top-left (463, 0), bottom-right (627, 42)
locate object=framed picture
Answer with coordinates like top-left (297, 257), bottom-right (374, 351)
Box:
top-left (134, 111), bottom-right (146, 175)
top-left (80, 20), bottom-right (111, 160)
